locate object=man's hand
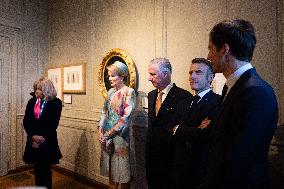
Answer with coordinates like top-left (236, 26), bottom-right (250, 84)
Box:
top-left (198, 117), bottom-right (211, 129)
top-left (173, 125), bottom-right (180, 135)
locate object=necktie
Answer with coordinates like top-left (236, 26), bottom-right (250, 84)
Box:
top-left (221, 84), bottom-right (228, 102)
top-left (34, 98), bottom-right (41, 119)
top-left (155, 91), bottom-right (164, 115)
top-left (191, 95), bottom-right (201, 108)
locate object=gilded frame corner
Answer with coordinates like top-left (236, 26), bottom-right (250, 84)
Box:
top-left (98, 48), bottom-right (137, 98)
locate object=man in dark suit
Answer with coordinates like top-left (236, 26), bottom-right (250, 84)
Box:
top-left (203, 19), bottom-right (279, 189)
top-left (171, 58), bottom-right (220, 189)
top-left (146, 58), bottom-right (192, 189)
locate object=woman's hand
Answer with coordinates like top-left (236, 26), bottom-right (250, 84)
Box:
top-left (32, 135), bottom-right (45, 143)
top-left (31, 135), bottom-right (45, 148)
top-left (98, 130), bottom-right (105, 144)
top-left (105, 129), bottom-right (115, 137)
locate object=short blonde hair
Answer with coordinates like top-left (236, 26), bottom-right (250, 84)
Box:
top-left (107, 61), bottom-right (129, 81)
top-left (39, 79), bottom-right (57, 100)
top-left (33, 77), bottom-right (44, 91)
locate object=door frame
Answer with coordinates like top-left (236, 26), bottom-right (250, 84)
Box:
top-left (0, 24), bottom-right (21, 175)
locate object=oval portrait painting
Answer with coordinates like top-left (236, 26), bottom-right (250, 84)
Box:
top-left (98, 48), bottom-right (137, 98)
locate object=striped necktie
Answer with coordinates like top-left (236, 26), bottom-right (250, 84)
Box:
top-left (155, 91), bottom-right (164, 115)
top-left (191, 95), bottom-right (201, 108)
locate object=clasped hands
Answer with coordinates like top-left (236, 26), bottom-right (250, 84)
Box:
top-left (98, 129), bottom-right (115, 144)
top-left (172, 117), bottom-right (211, 135)
top-left (31, 135), bottom-right (45, 148)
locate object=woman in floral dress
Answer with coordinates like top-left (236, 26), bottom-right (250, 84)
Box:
top-left (98, 61), bottom-right (136, 189)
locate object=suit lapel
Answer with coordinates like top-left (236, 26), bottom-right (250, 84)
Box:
top-left (156, 84), bottom-right (177, 118)
top-left (222, 68), bottom-right (255, 107)
top-left (189, 90), bottom-right (214, 118)
top-left (149, 89), bottom-right (158, 110)
top-left (215, 68), bottom-right (255, 128)
top-left (148, 89), bottom-right (158, 121)
top-left (195, 90), bottom-right (214, 109)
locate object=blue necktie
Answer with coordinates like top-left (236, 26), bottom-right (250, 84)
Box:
top-left (191, 95), bottom-right (201, 108)
top-left (221, 84), bottom-right (228, 102)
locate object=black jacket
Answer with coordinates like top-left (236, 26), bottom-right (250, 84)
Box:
top-left (23, 97), bottom-right (62, 164)
top-left (171, 90), bottom-right (220, 188)
top-left (146, 83), bottom-right (192, 188)
top-left (203, 69), bottom-right (278, 189)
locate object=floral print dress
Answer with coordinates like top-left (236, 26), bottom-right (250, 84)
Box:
top-left (99, 85), bottom-right (136, 183)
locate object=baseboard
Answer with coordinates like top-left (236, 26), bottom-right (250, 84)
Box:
top-left (51, 165), bottom-right (109, 189)
top-left (8, 165), bottom-right (33, 174)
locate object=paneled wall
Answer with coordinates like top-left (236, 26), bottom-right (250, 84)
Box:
top-left (43, 0), bottom-right (284, 186)
top-left (0, 0), bottom-right (48, 175)
top-left (0, 0), bottom-right (282, 187)
top-left (43, 0), bottom-right (284, 185)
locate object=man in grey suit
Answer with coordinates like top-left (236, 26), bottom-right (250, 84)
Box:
top-left (145, 58), bottom-right (192, 189)
top-left (203, 19), bottom-right (279, 189)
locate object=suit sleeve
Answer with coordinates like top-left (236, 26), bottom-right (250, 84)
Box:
top-left (175, 97), bottom-right (219, 143)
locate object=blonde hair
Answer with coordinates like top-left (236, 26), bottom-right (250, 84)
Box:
top-left (39, 79), bottom-right (57, 100)
top-left (107, 61), bottom-right (129, 82)
top-left (33, 77), bottom-right (44, 92)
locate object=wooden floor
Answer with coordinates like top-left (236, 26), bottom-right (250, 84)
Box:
top-left (0, 169), bottom-right (106, 189)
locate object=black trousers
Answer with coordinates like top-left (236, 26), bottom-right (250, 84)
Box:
top-left (34, 162), bottom-right (52, 189)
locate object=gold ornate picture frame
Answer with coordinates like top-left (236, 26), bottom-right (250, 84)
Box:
top-left (46, 66), bottom-right (63, 100)
top-left (98, 48), bottom-right (137, 98)
top-left (63, 63), bottom-right (86, 94)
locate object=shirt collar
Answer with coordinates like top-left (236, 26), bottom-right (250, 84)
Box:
top-left (196, 88), bottom-right (211, 99)
top-left (226, 63), bottom-right (253, 90)
top-left (160, 82), bottom-right (173, 95)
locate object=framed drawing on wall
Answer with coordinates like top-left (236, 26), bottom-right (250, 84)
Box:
top-left (46, 67), bottom-right (63, 100)
top-left (63, 63), bottom-right (86, 94)
top-left (98, 48), bottom-right (137, 98)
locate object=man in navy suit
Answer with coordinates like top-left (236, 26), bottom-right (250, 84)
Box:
top-left (146, 58), bottom-right (192, 189)
top-left (203, 19), bottom-right (279, 189)
top-left (171, 58), bottom-right (220, 189)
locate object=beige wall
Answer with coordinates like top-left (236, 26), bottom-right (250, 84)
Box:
top-left (44, 0), bottom-right (284, 184)
top-left (0, 0), bottom-right (48, 175)
top-left (0, 0), bottom-right (283, 185)
top-left (46, 0), bottom-right (282, 115)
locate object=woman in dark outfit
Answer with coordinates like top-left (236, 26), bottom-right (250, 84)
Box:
top-left (23, 78), bottom-right (62, 189)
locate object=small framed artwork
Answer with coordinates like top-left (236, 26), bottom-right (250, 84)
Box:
top-left (46, 67), bottom-right (63, 100)
top-left (63, 94), bottom-right (72, 104)
top-left (63, 63), bottom-right (86, 94)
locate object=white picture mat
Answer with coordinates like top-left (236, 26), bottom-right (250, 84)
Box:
top-left (63, 94), bottom-right (72, 104)
top-left (63, 65), bottom-right (83, 91)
